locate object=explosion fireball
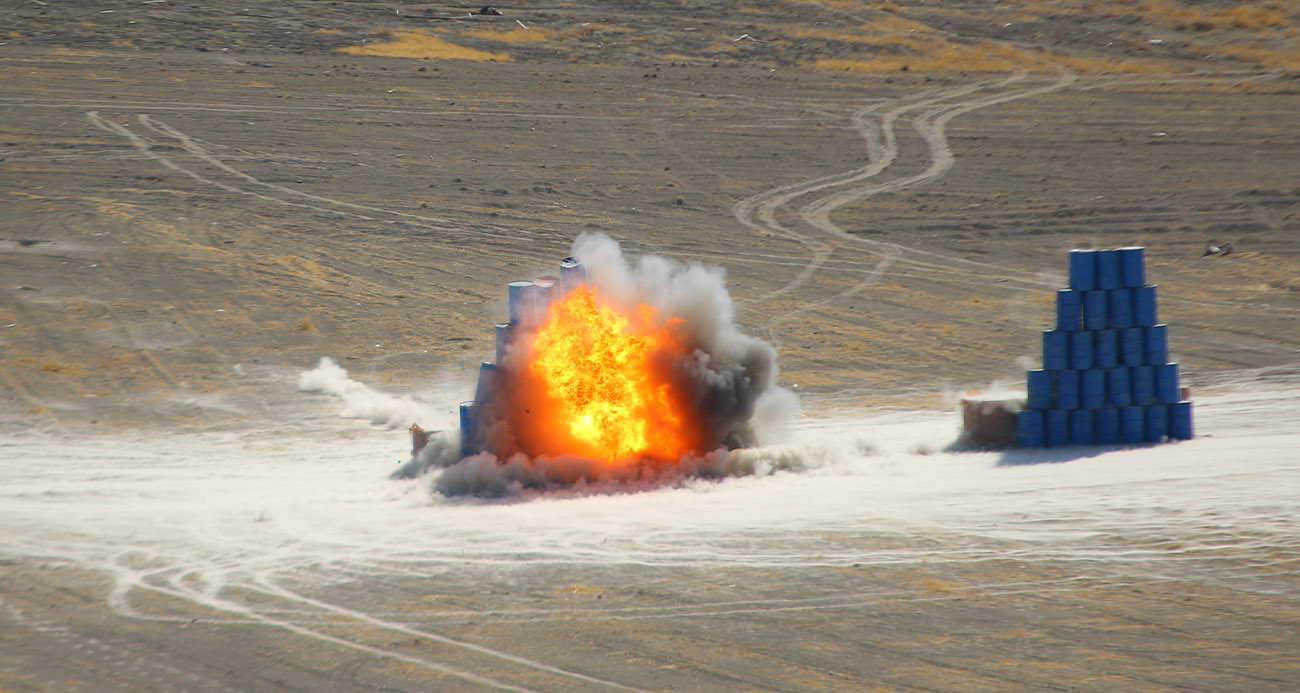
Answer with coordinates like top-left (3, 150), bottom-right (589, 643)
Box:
top-left (520, 285), bottom-right (702, 464)
top-left (397, 233), bottom-right (798, 495)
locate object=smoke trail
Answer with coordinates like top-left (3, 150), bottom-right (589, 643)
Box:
top-left (298, 357), bottom-right (443, 429)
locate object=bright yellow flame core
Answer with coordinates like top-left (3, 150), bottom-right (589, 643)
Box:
top-left (527, 286), bottom-right (697, 462)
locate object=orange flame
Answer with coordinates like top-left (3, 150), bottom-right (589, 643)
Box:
top-left (514, 285), bottom-right (702, 463)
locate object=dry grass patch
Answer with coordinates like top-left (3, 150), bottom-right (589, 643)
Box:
top-left (1103, 1), bottom-right (1291, 31)
top-left (338, 28), bottom-right (511, 61)
top-left (1214, 42), bottom-right (1300, 69)
top-left (815, 38), bottom-right (1170, 73)
top-left (461, 25), bottom-right (556, 43)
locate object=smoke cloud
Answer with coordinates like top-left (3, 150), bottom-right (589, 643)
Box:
top-left (298, 357), bottom-right (443, 429)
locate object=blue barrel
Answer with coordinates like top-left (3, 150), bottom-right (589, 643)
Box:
top-left (1046, 409), bottom-right (1070, 447)
top-left (1083, 290), bottom-right (1108, 330)
top-left (474, 362), bottom-right (498, 405)
top-left (1096, 407), bottom-right (1120, 444)
top-left (1070, 331), bottom-right (1093, 370)
top-left (1097, 249), bottom-right (1121, 290)
top-left (1131, 365), bottom-right (1156, 405)
top-left (1108, 288), bottom-right (1133, 328)
top-left (1043, 330), bottom-right (1069, 371)
top-left (1170, 401), bottom-right (1194, 440)
top-left (1119, 246), bottom-right (1146, 287)
top-left (1070, 408), bottom-right (1095, 445)
top-left (1145, 404), bottom-right (1169, 442)
top-left (459, 401), bottom-right (480, 458)
top-left (1018, 409), bottom-right (1045, 448)
top-left (1069, 249), bottom-right (1097, 291)
top-left (1156, 363), bottom-right (1180, 403)
top-left (1108, 366), bottom-right (1132, 407)
top-left (1056, 289), bottom-right (1082, 331)
top-left (508, 280), bottom-right (539, 326)
top-left (1146, 324), bottom-right (1169, 365)
top-left (1134, 285), bottom-right (1158, 326)
top-left (1027, 369), bottom-right (1053, 410)
top-left (1095, 329), bottom-right (1119, 368)
top-left (1121, 406), bottom-right (1145, 444)
top-left (1121, 327), bottom-right (1145, 365)
top-left (494, 322), bottom-right (514, 365)
top-left (1055, 370), bottom-right (1080, 410)
top-left (1081, 368), bottom-right (1107, 409)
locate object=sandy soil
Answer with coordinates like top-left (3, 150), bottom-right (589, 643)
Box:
top-left (2, 1), bottom-right (1299, 690)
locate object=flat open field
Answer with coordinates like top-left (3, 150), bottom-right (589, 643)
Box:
top-left (2, 1), bottom-right (1299, 690)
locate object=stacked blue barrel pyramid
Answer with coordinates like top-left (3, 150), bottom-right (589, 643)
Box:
top-left (1018, 247), bottom-right (1193, 447)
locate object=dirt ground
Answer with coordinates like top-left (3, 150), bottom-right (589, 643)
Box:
top-left (2, 1), bottom-right (1299, 690)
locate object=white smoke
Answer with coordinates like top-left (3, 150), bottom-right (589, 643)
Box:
top-left (298, 357), bottom-right (443, 429)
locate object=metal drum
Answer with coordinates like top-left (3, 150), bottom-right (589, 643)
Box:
top-left (1056, 289), bottom-right (1082, 331)
top-left (1134, 285), bottom-right (1158, 326)
top-left (1146, 324), bottom-right (1169, 365)
top-left (1070, 330), bottom-right (1093, 370)
top-left (533, 275), bottom-right (560, 323)
top-left (1027, 369), bottom-right (1053, 410)
top-left (459, 401), bottom-right (480, 458)
top-left (1130, 365), bottom-right (1156, 405)
top-left (1108, 288), bottom-right (1133, 328)
top-left (494, 322), bottom-right (514, 366)
top-left (1084, 290), bottom-right (1108, 330)
top-left (1055, 370), bottom-right (1080, 410)
top-left (1046, 409), bottom-right (1070, 447)
top-left (1107, 366), bottom-right (1132, 407)
top-left (1095, 329), bottom-right (1119, 368)
top-left (1121, 405), bottom-right (1145, 444)
top-left (1069, 249), bottom-right (1097, 291)
top-left (1170, 401), bottom-right (1194, 440)
top-left (559, 256), bottom-right (587, 294)
top-left (1081, 368), bottom-right (1107, 409)
top-left (1070, 408), bottom-right (1095, 446)
top-left (508, 280), bottom-right (539, 326)
top-left (1145, 404), bottom-right (1169, 442)
top-left (474, 362), bottom-right (498, 405)
top-left (1095, 407), bottom-right (1120, 444)
top-left (1118, 246), bottom-right (1145, 287)
top-left (1156, 362), bottom-right (1180, 403)
top-left (1017, 409), bottom-right (1045, 448)
top-left (1121, 327), bottom-right (1145, 366)
top-left (1096, 249), bottom-right (1121, 290)
top-left (1043, 330), bottom-right (1069, 371)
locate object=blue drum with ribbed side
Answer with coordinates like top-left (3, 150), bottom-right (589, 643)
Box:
top-left (1156, 362), bottom-right (1180, 403)
top-left (1119, 246), bottom-right (1145, 287)
top-left (1095, 329), bottom-right (1119, 368)
top-left (1121, 327), bottom-right (1145, 365)
top-left (459, 401), bottom-right (479, 458)
top-left (1131, 365), bottom-right (1156, 405)
top-left (1121, 406), bottom-right (1145, 444)
top-left (1107, 366), bottom-right (1131, 407)
top-left (1081, 368), bottom-right (1106, 409)
top-left (1145, 404), bottom-right (1169, 442)
top-left (1146, 324), bottom-right (1169, 365)
top-left (1170, 401), bottom-right (1194, 440)
top-left (1018, 410), bottom-right (1045, 448)
top-left (1134, 285), bottom-right (1158, 326)
top-left (1070, 408), bottom-right (1095, 445)
top-left (1046, 409), bottom-right (1070, 447)
top-left (1096, 407), bottom-right (1120, 444)
top-left (1055, 370), bottom-right (1080, 410)
top-left (1070, 330), bottom-right (1093, 370)
top-left (1097, 249), bottom-right (1121, 289)
top-left (1084, 290), bottom-right (1108, 330)
top-left (1108, 288), bottom-right (1132, 328)
top-left (1069, 249), bottom-right (1097, 291)
top-left (1027, 369), bottom-right (1053, 410)
top-left (1043, 330), bottom-right (1069, 370)
top-left (1056, 289), bottom-right (1082, 331)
